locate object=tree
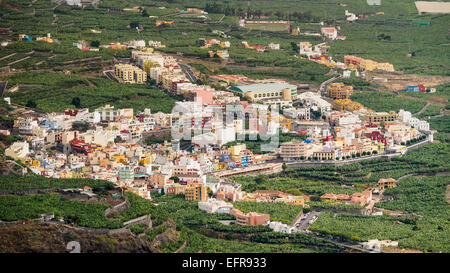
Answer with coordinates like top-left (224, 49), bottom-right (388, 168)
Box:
top-left (71, 97), bottom-right (81, 108)
top-left (26, 100), bottom-right (37, 108)
top-left (290, 42), bottom-right (299, 53)
top-left (130, 22), bottom-right (139, 28)
top-left (255, 176), bottom-right (264, 185)
top-left (90, 40), bottom-right (100, 47)
top-left (169, 176), bottom-right (180, 183)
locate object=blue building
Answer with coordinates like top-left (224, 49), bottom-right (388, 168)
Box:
top-left (406, 86), bottom-right (419, 92)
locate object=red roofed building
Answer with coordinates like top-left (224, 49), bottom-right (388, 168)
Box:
top-left (365, 131), bottom-right (388, 145)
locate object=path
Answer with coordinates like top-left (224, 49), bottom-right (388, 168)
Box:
top-left (174, 240), bottom-right (187, 253)
top-left (414, 102), bottom-right (431, 117)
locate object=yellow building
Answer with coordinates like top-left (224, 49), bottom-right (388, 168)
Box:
top-left (363, 111), bottom-right (397, 123)
top-left (327, 83), bottom-right (353, 99)
top-left (332, 99), bottom-right (364, 112)
top-left (185, 184), bottom-right (208, 201)
top-left (279, 116), bottom-right (293, 130)
top-left (359, 59), bottom-right (394, 72)
top-left (114, 64), bottom-right (147, 84)
top-left (228, 144), bottom-right (246, 161)
top-left (313, 150), bottom-right (337, 160)
top-left (143, 60), bottom-right (160, 74)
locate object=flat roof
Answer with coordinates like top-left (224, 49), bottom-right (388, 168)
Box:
top-left (230, 82), bottom-right (296, 93)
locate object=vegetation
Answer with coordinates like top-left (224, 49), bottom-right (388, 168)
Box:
top-left (311, 175), bottom-right (450, 252)
top-left (6, 72), bottom-right (177, 113)
top-left (351, 91), bottom-right (426, 113)
top-left (0, 194), bottom-right (122, 229)
top-left (116, 192), bottom-right (154, 222)
top-left (0, 175), bottom-right (114, 191)
top-left (127, 223), bottom-right (148, 235)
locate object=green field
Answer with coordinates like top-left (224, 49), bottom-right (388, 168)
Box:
top-left (6, 71), bottom-right (177, 113)
top-left (0, 175), bottom-right (114, 191)
top-left (351, 90), bottom-right (427, 113)
top-left (310, 175), bottom-right (450, 252)
top-left (0, 193), bottom-right (123, 228)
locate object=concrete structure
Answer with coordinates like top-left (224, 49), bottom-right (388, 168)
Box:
top-left (5, 141), bottom-right (30, 159)
top-left (378, 178), bottom-right (397, 191)
top-left (327, 83), bottom-right (353, 99)
top-left (198, 198), bottom-right (233, 214)
top-left (363, 111), bottom-right (397, 123)
top-left (114, 64), bottom-right (147, 84)
top-left (321, 27), bottom-right (337, 40)
top-left (229, 82), bottom-right (297, 101)
top-left (298, 92), bottom-right (331, 113)
top-left (233, 209), bottom-right (270, 226)
top-left (185, 184), bottom-right (208, 201)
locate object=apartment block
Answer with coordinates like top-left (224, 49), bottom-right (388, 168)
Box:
top-left (363, 111), bottom-right (397, 123)
top-left (280, 139), bottom-right (307, 161)
top-left (185, 184), bottom-right (208, 201)
top-left (327, 83), bottom-right (354, 99)
top-left (233, 210), bottom-right (270, 226)
top-left (332, 99), bottom-right (364, 112)
top-left (114, 64), bottom-right (147, 84)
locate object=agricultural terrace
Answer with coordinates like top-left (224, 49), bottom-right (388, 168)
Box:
top-left (310, 175), bottom-right (450, 252)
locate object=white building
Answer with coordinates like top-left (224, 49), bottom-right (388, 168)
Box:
top-left (321, 27), bottom-right (337, 40)
top-left (198, 198), bottom-right (233, 214)
top-left (298, 92), bottom-right (332, 113)
top-left (268, 221), bottom-right (295, 234)
top-left (5, 141), bottom-right (30, 159)
top-left (283, 107), bottom-right (311, 120)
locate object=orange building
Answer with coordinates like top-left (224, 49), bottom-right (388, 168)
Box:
top-left (233, 209), bottom-right (270, 226)
top-left (327, 83), bottom-right (354, 99)
top-left (378, 178), bottom-right (397, 190)
top-left (185, 184), bottom-right (208, 201)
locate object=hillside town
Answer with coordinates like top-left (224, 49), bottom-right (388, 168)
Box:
top-left (0, 0), bottom-right (448, 256)
top-left (2, 47), bottom-right (434, 233)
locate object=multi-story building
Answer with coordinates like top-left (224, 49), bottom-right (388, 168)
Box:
top-left (283, 107), bottom-right (310, 120)
top-left (198, 198), bottom-right (233, 214)
top-left (377, 178), bottom-right (397, 191)
top-left (229, 82), bottom-right (297, 101)
top-left (332, 99), bottom-right (364, 112)
top-left (233, 210), bottom-right (270, 226)
top-left (313, 148), bottom-right (339, 160)
top-left (114, 64), bottom-right (147, 84)
top-left (118, 165), bottom-right (134, 185)
top-left (280, 139), bottom-right (307, 161)
top-left (298, 92), bottom-right (332, 113)
top-left (5, 141), bottom-right (30, 160)
top-left (327, 83), bottom-right (354, 99)
top-left (185, 184), bottom-right (208, 201)
top-left (363, 111), bottom-right (397, 123)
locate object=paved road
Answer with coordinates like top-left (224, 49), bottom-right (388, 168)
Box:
top-left (179, 63), bottom-right (197, 83)
top-left (319, 75), bottom-right (341, 96)
top-left (295, 211), bottom-right (321, 231)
